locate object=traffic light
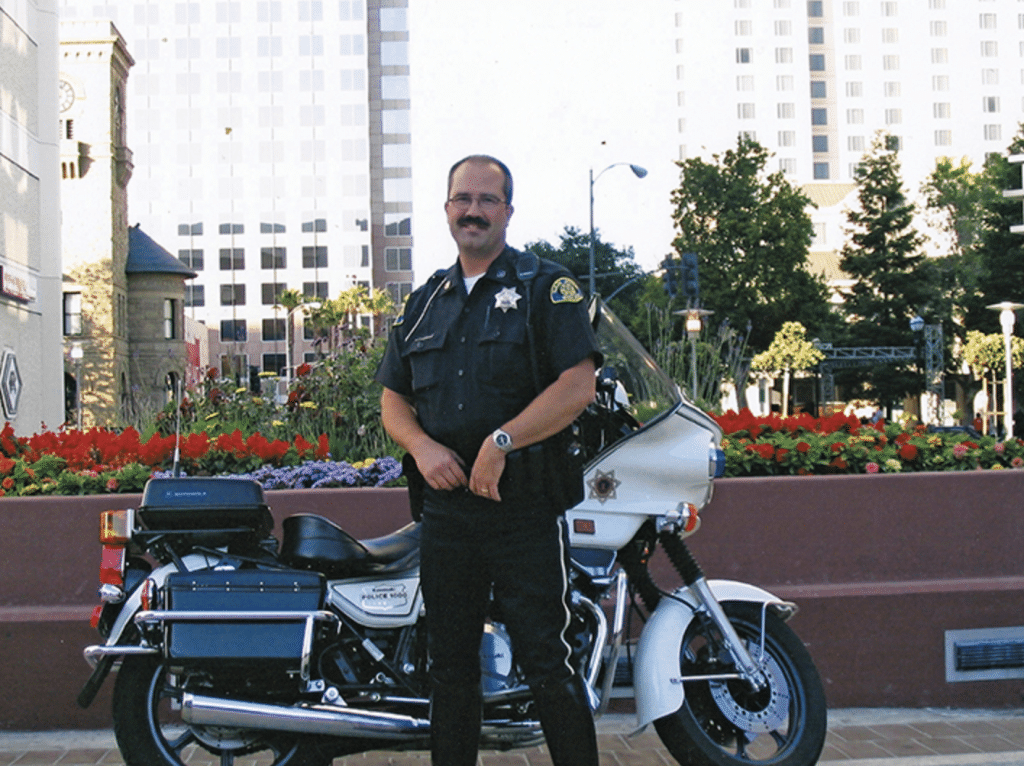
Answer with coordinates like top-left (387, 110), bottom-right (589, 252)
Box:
top-left (680, 252), bottom-right (699, 299)
top-left (662, 258), bottom-right (677, 298)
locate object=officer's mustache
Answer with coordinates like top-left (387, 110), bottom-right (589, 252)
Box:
top-left (457, 215), bottom-right (490, 229)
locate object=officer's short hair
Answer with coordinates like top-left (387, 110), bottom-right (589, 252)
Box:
top-left (447, 155), bottom-right (514, 205)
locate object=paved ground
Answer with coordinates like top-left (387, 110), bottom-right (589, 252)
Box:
top-left (1, 709), bottom-right (1023, 765)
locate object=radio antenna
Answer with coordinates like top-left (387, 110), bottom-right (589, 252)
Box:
top-left (172, 377), bottom-right (182, 477)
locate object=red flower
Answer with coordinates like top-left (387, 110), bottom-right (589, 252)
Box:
top-left (296, 363), bottom-right (312, 378)
top-left (796, 441), bottom-right (811, 453)
top-left (899, 443), bottom-right (918, 461)
top-left (831, 442), bottom-right (845, 453)
top-left (829, 457), bottom-right (848, 470)
top-left (1, 477), bottom-right (13, 490)
top-left (0, 457), bottom-right (14, 475)
top-left (775, 448), bottom-right (790, 463)
top-left (316, 434), bottom-right (330, 460)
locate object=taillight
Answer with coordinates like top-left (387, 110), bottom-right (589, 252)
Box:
top-left (99, 509), bottom-right (133, 545)
top-left (99, 545), bottom-right (126, 587)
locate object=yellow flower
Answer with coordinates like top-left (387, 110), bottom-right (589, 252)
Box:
top-left (991, 464), bottom-right (1005, 470)
top-left (258, 371), bottom-right (277, 378)
top-left (299, 401), bottom-right (317, 410)
top-left (235, 387), bottom-right (248, 394)
top-left (251, 397), bottom-right (263, 405)
top-left (205, 412), bottom-right (219, 421)
top-left (272, 420), bottom-right (285, 427)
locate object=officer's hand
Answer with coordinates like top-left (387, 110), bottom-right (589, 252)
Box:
top-left (414, 442), bottom-right (468, 492)
top-left (469, 439), bottom-right (506, 502)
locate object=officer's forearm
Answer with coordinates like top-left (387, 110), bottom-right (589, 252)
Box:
top-left (380, 387), bottom-right (432, 454)
top-left (381, 387), bottom-right (468, 490)
top-left (500, 357), bottom-right (596, 451)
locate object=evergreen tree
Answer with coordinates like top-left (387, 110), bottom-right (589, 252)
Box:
top-left (669, 135), bottom-right (832, 351)
top-left (839, 133), bottom-right (933, 408)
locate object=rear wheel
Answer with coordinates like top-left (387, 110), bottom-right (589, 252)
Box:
top-left (112, 655), bottom-right (333, 766)
top-left (654, 602), bottom-right (826, 766)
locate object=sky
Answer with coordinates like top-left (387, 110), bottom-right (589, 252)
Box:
top-left (407, 1), bottom-right (679, 285)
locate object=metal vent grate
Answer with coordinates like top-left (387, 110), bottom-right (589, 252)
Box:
top-left (946, 627), bottom-right (1024, 682)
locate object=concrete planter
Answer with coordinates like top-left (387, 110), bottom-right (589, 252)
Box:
top-left (1, 472), bottom-right (1022, 730)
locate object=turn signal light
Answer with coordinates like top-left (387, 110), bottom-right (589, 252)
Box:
top-left (89, 605), bottom-right (104, 629)
top-left (99, 509), bottom-right (133, 545)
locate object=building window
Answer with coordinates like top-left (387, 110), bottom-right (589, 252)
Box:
top-left (813, 163), bottom-right (830, 180)
top-left (933, 103), bottom-right (951, 118)
top-left (848, 135), bottom-right (865, 151)
top-left (262, 283), bottom-right (287, 305)
top-left (775, 47), bottom-right (793, 63)
top-left (262, 353), bottom-right (286, 375)
top-left (735, 20), bottom-right (753, 35)
top-left (778, 130), bottom-right (796, 146)
top-left (847, 108), bottom-right (864, 124)
top-left (220, 319), bottom-right (247, 343)
top-left (775, 20), bottom-right (792, 35)
top-left (884, 81), bottom-right (901, 97)
top-left (931, 48), bottom-right (949, 64)
top-left (185, 284), bottom-right (205, 307)
top-left (262, 318), bottom-right (286, 342)
top-left (777, 74), bottom-right (794, 90)
top-left (810, 81), bottom-right (827, 98)
top-left (63, 292), bottom-right (82, 335)
top-left (808, 27), bottom-right (824, 44)
top-left (983, 96), bottom-right (1000, 113)
top-left (220, 284), bottom-right (246, 306)
top-left (163, 299), bottom-right (176, 339)
top-left (882, 55), bottom-right (899, 70)
top-left (843, 1), bottom-right (859, 14)
top-left (980, 13), bottom-right (997, 30)
top-left (261, 247), bottom-right (286, 269)
top-left (812, 135), bottom-right (829, 152)
top-left (386, 282), bottom-right (414, 305)
top-left (738, 103), bottom-right (756, 119)
top-left (736, 48), bottom-right (752, 63)
top-left (807, 1), bottom-right (823, 17)
top-left (935, 130), bottom-right (953, 146)
top-left (302, 246), bottom-right (328, 268)
top-left (809, 54), bottom-right (826, 70)
top-left (930, 20), bottom-right (947, 36)
top-left (385, 248), bottom-right (413, 272)
top-left (880, 1), bottom-right (897, 15)
top-left (885, 108), bottom-right (902, 124)
top-left (982, 69), bottom-right (999, 86)
top-left (984, 124), bottom-right (1002, 141)
top-left (260, 221), bottom-right (287, 234)
top-left (178, 222), bottom-right (203, 236)
top-left (303, 282), bottom-right (329, 301)
top-left (933, 75), bottom-right (949, 90)
top-left (844, 28), bottom-right (860, 43)
top-left (737, 75), bottom-right (755, 91)
top-left (881, 28), bottom-right (899, 45)
top-left (779, 158), bottom-right (797, 174)
top-left (845, 54), bottom-right (862, 69)
top-left (981, 41), bottom-right (998, 57)
top-left (178, 249), bottom-right (204, 270)
top-left (778, 103), bottom-right (796, 118)
top-left (385, 215), bottom-right (412, 236)
top-left (219, 248), bottom-right (245, 270)
top-left (811, 108), bottom-right (828, 125)
top-left (846, 81), bottom-right (863, 96)
top-left (219, 222), bottom-right (244, 235)
top-left (301, 218), bottom-right (328, 233)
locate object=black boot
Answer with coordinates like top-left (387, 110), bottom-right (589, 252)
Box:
top-left (429, 680), bottom-right (482, 766)
top-left (533, 674), bottom-right (599, 766)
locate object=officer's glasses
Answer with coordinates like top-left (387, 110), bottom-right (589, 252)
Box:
top-left (447, 194), bottom-right (507, 211)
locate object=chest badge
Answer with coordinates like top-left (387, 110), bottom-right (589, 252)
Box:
top-left (494, 286), bottom-right (522, 313)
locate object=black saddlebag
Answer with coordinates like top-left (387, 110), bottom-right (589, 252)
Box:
top-left (163, 569), bottom-right (326, 666)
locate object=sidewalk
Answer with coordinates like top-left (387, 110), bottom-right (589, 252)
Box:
top-left (1, 709), bottom-right (1023, 765)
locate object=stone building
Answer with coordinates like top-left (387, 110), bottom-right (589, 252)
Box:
top-left (60, 20), bottom-right (194, 428)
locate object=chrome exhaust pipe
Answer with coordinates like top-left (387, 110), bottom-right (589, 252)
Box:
top-left (182, 693), bottom-right (430, 740)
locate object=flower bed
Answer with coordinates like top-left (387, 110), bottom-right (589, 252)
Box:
top-left (0, 423), bottom-right (401, 496)
top-left (711, 408), bottom-right (1024, 477)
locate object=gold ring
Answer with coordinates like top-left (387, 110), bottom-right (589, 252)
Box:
top-left (481, 488), bottom-right (489, 495)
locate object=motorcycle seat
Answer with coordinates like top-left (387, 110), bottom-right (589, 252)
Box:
top-left (280, 514), bottom-right (420, 577)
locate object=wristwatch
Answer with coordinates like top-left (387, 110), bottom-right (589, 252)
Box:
top-left (492, 428), bottom-right (514, 454)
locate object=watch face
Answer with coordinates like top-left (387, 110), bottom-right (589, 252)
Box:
top-left (495, 431), bottom-right (512, 450)
top-left (59, 80), bottom-right (75, 112)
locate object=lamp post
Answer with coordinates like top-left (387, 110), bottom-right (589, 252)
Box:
top-left (589, 162), bottom-right (647, 296)
top-left (987, 302), bottom-right (1024, 440)
top-left (675, 308), bottom-right (713, 401)
top-left (282, 302), bottom-right (321, 392)
top-left (69, 342), bottom-right (83, 430)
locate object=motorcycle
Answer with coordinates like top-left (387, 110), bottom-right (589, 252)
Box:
top-left (77, 299), bottom-right (827, 766)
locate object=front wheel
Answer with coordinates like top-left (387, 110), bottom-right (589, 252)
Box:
top-left (112, 655), bottom-right (332, 766)
top-left (654, 601), bottom-right (827, 766)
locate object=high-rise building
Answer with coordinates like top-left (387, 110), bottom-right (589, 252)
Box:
top-left (57, 0), bottom-right (413, 384)
top-left (0, 1), bottom-right (64, 434)
top-left (673, 0), bottom-right (1024, 187)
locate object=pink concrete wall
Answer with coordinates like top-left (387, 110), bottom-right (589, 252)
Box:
top-left (2, 473), bottom-right (1022, 730)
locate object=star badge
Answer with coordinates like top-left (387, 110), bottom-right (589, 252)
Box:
top-left (587, 469), bottom-right (621, 504)
top-left (494, 286), bottom-right (522, 313)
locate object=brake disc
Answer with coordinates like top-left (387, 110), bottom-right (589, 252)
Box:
top-left (708, 646), bottom-right (790, 734)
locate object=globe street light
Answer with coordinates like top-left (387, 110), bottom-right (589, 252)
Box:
top-left (589, 163), bottom-right (647, 296)
top-left (281, 301), bottom-right (321, 394)
top-left (69, 342), bottom-right (84, 430)
top-left (987, 302), bottom-right (1024, 439)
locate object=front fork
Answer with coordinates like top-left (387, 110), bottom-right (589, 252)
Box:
top-left (657, 528), bottom-right (769, 691)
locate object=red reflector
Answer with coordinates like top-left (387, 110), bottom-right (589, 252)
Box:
top-left (99, 545), bottom-right (125, 586)
top-left (682, 504), bottom-right (700, 534)
top-left (573, 519), bottom-right (596, 535)
top-left (90, 604), bottom-right (104, 629)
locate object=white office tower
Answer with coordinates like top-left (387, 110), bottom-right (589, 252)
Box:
top-left (673, 0), bottom-right (1024, 187)
top-left (57, 0), bottom-right (413, 380)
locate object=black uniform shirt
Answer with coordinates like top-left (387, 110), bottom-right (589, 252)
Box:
top-left (376, 248), bottom-right (600, 505)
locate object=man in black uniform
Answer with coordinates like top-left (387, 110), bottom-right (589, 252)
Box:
top-left (376, 155), bottom-right (601, 766)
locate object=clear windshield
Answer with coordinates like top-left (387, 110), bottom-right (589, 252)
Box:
top-left (592, 300), bottom-right (681, 426)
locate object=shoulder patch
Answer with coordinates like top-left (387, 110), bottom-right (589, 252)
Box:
top-left (550, 276), bottom-right (584, 305)
top-left (393, 314), bottom-right (405, 326)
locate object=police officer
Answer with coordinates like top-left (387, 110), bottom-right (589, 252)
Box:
top-left (376, 155), bottom-right (601, 766)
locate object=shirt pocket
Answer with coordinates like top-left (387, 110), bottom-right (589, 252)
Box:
top-left (478, 316), bottom-right (529, 388)
top-left (400, 330), bottom-right (448, 394)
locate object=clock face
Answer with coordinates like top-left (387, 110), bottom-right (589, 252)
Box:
top-left (59, 80), bottom-right (75, 112)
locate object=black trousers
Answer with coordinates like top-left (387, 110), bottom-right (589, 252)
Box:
top-left (420, 498), bottom-right (576, 690)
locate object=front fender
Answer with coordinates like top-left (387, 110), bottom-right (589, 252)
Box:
top-left (632, 579), bottom-right (788, 730)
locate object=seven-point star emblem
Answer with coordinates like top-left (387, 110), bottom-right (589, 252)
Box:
top-left (494, 286), bottom-right (521, 313)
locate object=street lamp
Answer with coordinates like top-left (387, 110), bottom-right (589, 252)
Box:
top-left (69, 342), bottom-right (84, 430)
top-left (987, 302), bottom-right (1024, 440)
top-left (674, 308), bottom-right (713, 401)
top-left (281, 302), bottom-right (321, 393)
top-left (589, 162), bottom-right (647, 296)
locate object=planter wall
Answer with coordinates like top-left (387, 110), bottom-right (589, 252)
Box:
top-left (1, 472), bottom-right (1022, 730)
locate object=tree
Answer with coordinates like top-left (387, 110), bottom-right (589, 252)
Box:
top-left (751, 322), bottom-right (824, 416)
top-left (669, 135), bottom-right (832, 351)
top-left (839, 133), bottom-right (933, 409)
top-left (308, 285), bottom-right (393, 357)
top-left (961, 330), bottom-right (1024, 434)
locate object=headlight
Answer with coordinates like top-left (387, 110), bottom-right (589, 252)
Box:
top-left (709, 443), bottom-right (726, 478)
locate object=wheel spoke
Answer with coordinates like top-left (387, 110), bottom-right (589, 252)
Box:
top-left (165, 728), bottom-right (198, 757)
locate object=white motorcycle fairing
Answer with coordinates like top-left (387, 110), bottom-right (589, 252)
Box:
top-left (632, 579), bottom-right (791, 730)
